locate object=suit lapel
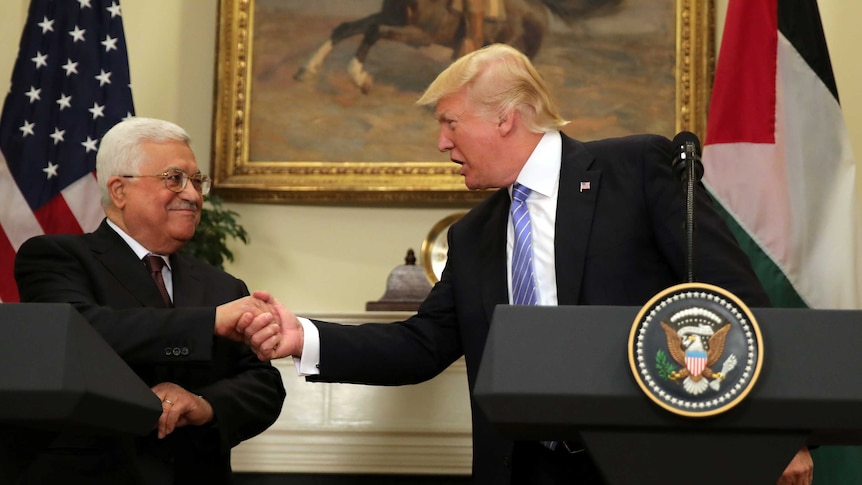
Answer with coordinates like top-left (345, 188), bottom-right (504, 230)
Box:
top-left (480, 190), bottom-right (510, 325)
top-left (171, 254), bottom-right (205, 307)
top-left (555, 134), bottom-right (601, 305)
top-left (89, 220), bottom-right (168, 308)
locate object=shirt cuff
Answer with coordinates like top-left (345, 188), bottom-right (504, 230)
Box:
top-left (294, 316), bottom-right (320, 376)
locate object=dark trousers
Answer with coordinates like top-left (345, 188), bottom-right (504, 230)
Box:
top-left (511, 441), bottom-right (606, 484)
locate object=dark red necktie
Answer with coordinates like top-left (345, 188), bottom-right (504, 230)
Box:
top-left (144, 254), bottom-right (173, 307)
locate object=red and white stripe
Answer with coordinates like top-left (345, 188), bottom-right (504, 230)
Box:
top-left (0, 154), bottom-right (102, 302)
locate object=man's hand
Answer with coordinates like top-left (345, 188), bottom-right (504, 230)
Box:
top-left (214, 293), bottom-right (277, 341)
top-left (151, 382), bottom-right (214, 439)
top-left (777, 447), bottom-right (813, 485)
top-left (237, 290), bottom-right (304, 360)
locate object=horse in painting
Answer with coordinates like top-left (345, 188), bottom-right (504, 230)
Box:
top-left (293, 0), bottom-right (623, 92)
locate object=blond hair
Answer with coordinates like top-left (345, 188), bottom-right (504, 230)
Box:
top-left (417, 44), bottom-right (568, 133)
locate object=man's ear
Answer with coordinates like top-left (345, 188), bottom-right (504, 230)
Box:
top-left (497, 109), bottom-right (517, 137)
top-left (107, 176), bottom-right (126, 208)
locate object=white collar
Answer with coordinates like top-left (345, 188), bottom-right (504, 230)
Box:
top-left (512, 131), bottom-right (561, 197)
top-left (106, 218), bottom-right (171, 269)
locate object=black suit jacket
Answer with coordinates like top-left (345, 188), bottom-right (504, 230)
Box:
top-left (310, 133), bottom-right (770, 484)
top-left (14, 220), bottom-right (286, 485)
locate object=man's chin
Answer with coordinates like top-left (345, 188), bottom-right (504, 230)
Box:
top-left (170, 224), bottom-right (198, 244)
top-left (464, 180), bottom-right (487, 191)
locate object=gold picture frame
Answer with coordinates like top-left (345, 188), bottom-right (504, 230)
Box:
top-left (212, 0), bottom-right (714, 204)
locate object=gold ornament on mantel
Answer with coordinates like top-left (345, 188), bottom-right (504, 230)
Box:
top-left (366, 249), bottom-right (432, 312)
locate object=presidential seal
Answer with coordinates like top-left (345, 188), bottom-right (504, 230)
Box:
top-left (628, 283), bottom-right (763, 417)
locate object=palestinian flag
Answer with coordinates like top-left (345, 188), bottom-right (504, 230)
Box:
top-left (702, 0), bottom-right (862, 482)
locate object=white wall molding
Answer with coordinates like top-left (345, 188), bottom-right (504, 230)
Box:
top-left (231, 312), bottom-right (473, 476)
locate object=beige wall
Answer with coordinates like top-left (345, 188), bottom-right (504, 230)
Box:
top-left (1, 0), bottom-right (860, 313)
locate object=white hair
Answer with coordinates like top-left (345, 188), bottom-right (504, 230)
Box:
top-left (96, 117), bottom-right (191, 207)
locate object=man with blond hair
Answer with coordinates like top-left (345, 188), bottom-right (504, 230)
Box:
top-left (244, 45), bottom-right (811, 484)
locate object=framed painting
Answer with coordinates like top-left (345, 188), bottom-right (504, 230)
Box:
top-left (212, 0), bottom-right (714, 204)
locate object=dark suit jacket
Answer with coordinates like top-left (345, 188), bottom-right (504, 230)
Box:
top-left (14, 220), bottom-right (286, 485)
top-left (309, 133), bottom-right (771, 484)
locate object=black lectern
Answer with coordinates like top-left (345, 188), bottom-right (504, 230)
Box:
top-left (0, 303), bottom-right (162, 481)
top-left (474, 305), bottom-right (862, 485)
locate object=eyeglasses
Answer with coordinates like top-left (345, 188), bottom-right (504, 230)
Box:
top-left (122, 169), bottom-right (211, 195)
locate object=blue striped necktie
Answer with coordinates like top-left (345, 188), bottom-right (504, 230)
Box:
top-left (511, 183), bottom-right (537, 305)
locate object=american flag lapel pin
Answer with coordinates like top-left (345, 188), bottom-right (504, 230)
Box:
top-left (579, 181), bottom-right (591, 193)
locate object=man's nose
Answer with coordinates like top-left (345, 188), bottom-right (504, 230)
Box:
top-left (179, 178), bottom-right (202, 203)
top-left (437, 132), bottom-right (453, 152)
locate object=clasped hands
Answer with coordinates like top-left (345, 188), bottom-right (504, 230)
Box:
top-left (214, 290), bottom-right (302, 361)
top-left (151, 382), bottom-right (213, 439)
top-left (150, 291), bottom-right (295, 439)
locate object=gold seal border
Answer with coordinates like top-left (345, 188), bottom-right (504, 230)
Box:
top-left (627, 282), bottom-right (764, 418)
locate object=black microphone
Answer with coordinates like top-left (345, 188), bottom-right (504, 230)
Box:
top-left (671, 131), bottom-right (704, 184)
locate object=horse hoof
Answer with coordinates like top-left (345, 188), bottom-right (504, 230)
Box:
top-left (348, 57), bottom-right (373, 94)
top-left (360, 75), bottom-right (374, 94)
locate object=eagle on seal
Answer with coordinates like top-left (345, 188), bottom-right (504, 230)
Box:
top-left (660, 321), bottom-right (735, 395)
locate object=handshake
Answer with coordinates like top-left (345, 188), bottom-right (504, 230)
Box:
top-left (214, 290), bottom-right (302, 360)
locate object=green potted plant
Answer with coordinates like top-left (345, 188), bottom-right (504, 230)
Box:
top-left (181, 195), bottom-right (249, 269)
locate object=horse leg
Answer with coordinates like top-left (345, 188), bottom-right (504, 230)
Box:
top-left (349, 21), bottom-right (459, 93)
top-left (294, 40), bottom-right (333, 81)
top-left (295, 13), bottom-right (382, 81)
top-left (519, 18), bottom-right (545, 59)
top-left (347, 24), bottom-right (381, 93)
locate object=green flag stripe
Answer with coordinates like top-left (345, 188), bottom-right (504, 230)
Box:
top-left (712, 201), bottom-right (806, 308)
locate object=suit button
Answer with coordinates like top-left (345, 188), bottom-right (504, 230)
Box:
top-left (172, 347), bottom-right (181, 356)
top-left (164, 347), bottom-right (172, 356)
top-left (503, 455), bottom-right (511, 468)
top-left (181, 347), bottom-right (189, 356)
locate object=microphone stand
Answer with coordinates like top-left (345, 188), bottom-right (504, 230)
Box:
top-left (672, 132), bottom-right (703, 284)
top-left (684, 148), bottom-right (697, 283)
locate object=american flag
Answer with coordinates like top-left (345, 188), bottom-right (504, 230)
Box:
top-left (0, 0), bottom-right (134, 302)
